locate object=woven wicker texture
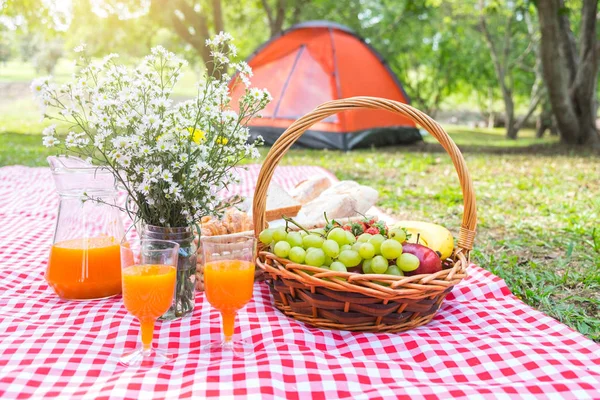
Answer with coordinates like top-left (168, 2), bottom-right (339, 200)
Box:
top-left (252, 97), bottom-right (477, 332)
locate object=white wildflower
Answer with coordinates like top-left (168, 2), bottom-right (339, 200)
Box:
top-left (111, 136), bottom-right (129, 149)
top-left (139, 145), bottom-right (153, 156)
top-left (65, 132), bottom-right (78, 148)
top-left (142, 114), bottom-right (161, 130)
top-left (120, 157), bottom-right (131, 168)
top-left (150, 97), bottom-right (172, 109)
top-left (236, 62), bottom-right (252, 77)
top-left (160, 169), bottom-right (173, 183)
top-left (42, 136), bottom-right (60, 147)
top-left (31, 77), bottom-right (50, 96)
top-left (111, 151), bottom-right (124, 162)
top-left (210, 51), bottom-right (228, 65)
top-left (42, 125), bottom-right (56, 137)
top-left (138, 181), bottom-right (151, 196)
top-left (116, 116), bottom-right (129, 128)
top-left (240, 74), bottom-right (251, 87)
top-left (211, 31), bottom-right (233, 46)
top-left (74, 43), bottom-right (87, 53)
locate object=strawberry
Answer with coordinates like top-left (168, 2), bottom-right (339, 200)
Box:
top-left (365, 227), bottom-right (379, 235)
top-left (342, 225), bottom-right (352, 232)
top-left (372, 220), bottom-right (388, 236)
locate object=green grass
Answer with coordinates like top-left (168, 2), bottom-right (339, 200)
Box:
top-left (434, 125), bottom-right (559, 148)
top-left (0, 59), bottom-right (202, 97)
top-left (0, 59), bottom-right (76, 83)
top-left (0, 132), bottom-right (57, 166)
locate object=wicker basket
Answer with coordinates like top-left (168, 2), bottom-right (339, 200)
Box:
top-left (253, 97), bottom-right (477, 333)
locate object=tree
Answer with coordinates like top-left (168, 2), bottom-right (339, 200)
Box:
top-left (147, 0), bottom-right (298, 66)
top-left (261, 0), bottom-right (286, 36)
top-left (6, 0), bottom-right (272, 66)
top-left (146, 0), bottom-right (226, 67)
top-left (260, 0), bottom-right (309, 37)
top-left (30, 36), bottom-right (64, 74)
top-left (536, 0), bottom-right (599, 147)
top-left (0, 27), bottom-right (15, 65)
top-left (478, 1), bottom-right (544, 139)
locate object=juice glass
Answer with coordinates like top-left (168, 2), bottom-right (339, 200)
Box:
top-left (120, 240), bottom-right (179, 367)
top-left (201, 235), bottom-right (256, 357)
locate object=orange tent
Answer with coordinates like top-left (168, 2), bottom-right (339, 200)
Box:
top-left (230, 21), bottom-right (421, 150)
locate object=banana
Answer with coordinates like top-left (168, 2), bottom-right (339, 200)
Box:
top-left (392, 220), bottom-right (454, 259)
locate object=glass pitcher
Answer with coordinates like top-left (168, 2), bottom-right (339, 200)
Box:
top-left (46, 156), bottom-right (126, 300)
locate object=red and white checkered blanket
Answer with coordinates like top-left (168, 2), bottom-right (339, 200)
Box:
top-left (0, 165), bottom-right (599, 399)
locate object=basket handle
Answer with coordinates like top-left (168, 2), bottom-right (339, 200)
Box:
top-left (252, 97), bottom-right (477, 252)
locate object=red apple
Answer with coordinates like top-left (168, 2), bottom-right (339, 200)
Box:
top-left (401, 243), bottom-right (442, 275)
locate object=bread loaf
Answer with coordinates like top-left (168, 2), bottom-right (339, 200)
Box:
top-left (296, 181), bottom-right (378, 225)
top-left (265, 182), bottom-right (301, 221)
top-left (289, 176), bottom-right (332, 205)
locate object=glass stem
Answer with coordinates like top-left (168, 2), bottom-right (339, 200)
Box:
top-left (140, 318), bottom-right (155, 354)
top-left (222, 312), bottom-right (235, 343)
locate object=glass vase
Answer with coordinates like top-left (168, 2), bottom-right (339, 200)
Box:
top-left (141, 225), bottom-right (197, 320)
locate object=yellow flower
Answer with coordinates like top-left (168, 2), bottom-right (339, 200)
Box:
top-left (187, 127), bottom-right (206, 144)
top-left (216, 136), bottom-right (229, 145)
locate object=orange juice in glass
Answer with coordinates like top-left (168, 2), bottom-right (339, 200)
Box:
top-left (201, 235), bottom-right (256, 357)
top-left (47, 236), bottom-right (122, 300)
top-left (119, 240), bottom-right (179, 367)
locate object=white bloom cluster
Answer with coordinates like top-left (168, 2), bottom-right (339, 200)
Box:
top-left (32, 33), bottom-right (270, 227)
top-left (42, 125), bottom-right (59, 147)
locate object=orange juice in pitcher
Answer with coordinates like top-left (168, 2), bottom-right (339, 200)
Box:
top-left (46, 156), bottom-right (125, 300)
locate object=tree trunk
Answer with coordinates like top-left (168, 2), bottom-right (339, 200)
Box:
top-left (212, 0), bottom-right (225, 33)
top-left (150, 0), bottom-right (223, 69)
top-left (536, 116), bottom-right (546, 138)
top-left (486, 87), bottom-right (495, 128)
top-left (504, 94), bottom-right (518, 139)
top-left (488, 112), bottom-right (495, 129)
top-left (536, 0), bottom-right (600, 147)
top-left (261, 0), bottom-right (287, 37)
top-left (479, 5), bottom-right (520, 139)
top-left (536, 102), bottom-right (553, 138)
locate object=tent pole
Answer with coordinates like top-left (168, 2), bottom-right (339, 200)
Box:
top-left (329, 28), bottom-right (344, 101)
top-left (329, 28), bottom-right (347, 146)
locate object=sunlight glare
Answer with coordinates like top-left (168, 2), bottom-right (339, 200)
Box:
top-left (90, 0), bottom-right (151, 20)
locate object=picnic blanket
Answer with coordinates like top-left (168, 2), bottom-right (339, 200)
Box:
top-left (0, 165), bottom-right (599, 399)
